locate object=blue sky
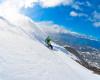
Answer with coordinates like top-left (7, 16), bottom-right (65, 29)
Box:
top-left (0, 0), bottom-right (99, 40)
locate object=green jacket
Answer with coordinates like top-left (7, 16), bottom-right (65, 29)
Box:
top-left (45, 36), bottom-right (52, 45)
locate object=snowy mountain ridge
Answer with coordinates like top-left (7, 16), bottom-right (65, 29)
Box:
top-left (36, 21), bottom-right (99, 41)
top-left (0, 13), bottom-right (100, 80)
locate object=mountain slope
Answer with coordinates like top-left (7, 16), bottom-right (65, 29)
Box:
top-left (0, 14), bottom-right (100, 80)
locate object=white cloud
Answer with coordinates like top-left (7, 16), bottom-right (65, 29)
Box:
top-left (0, 0), bottom-right (74, 17)
top-left (0, 0), bottom-right (39, 19)
top-left (0, 0), bottom-right (38, 9)
top-left (72, 4), bottom-right (81, 10)
top-left (70, 11), bottom-right (88, 17)
top-left (70, 11), bottom-right (78, 17)
top-left (90, 11), bottom-right (100, 27)
top-left (39, 0), bottom-right (73, 8)
top-left (71, 2), bottom-right (83, 10)
top-left (0, 0), bottom-right (74, 20)
top-left (93, 22), bottom-right (100, 27)
top-left (71, 1), bottom-right (92, 11)
top-left (0, 0), bottom-right (73, 9)
top-left (93, 11), bottom-right (100, 21)
top-left (36, 21), bottom-right (80, 35)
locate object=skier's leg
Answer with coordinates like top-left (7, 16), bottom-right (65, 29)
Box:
top-left (47, 44), bottom-right (50, 48)
top-left (50, 44), bottom-right (53, 49)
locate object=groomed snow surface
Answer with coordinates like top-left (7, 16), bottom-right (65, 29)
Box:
top-left (0, 14), bottom-right (100, 80)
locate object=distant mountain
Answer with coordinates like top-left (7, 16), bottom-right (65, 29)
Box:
top-left (53, 33), bottom-right (100, 49)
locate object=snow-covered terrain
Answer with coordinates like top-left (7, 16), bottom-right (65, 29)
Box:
top-left (0, 13), bottom-right (100, 80)
top-left (36, 22), bottom-right (100, 70)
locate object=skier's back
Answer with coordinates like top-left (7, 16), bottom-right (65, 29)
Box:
top-left (45, 36), bottom-right (53, 49)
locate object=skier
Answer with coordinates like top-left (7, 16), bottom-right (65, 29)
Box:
top-left (45, 36), bottom-right (53, 49)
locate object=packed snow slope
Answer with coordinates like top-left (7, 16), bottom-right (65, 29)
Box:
top-left (0, 14), bottom-right (100, 80)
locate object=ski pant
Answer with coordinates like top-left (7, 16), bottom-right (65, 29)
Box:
top-left (48, 44), bottom-right (53, 49)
